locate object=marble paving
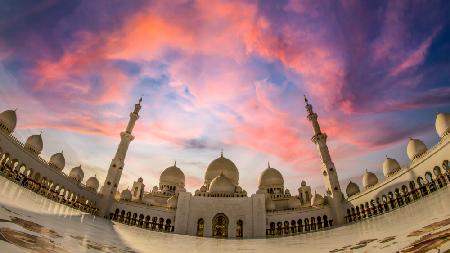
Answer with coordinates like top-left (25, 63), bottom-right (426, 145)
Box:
top-left (0, 177), bottom-right (449, 253)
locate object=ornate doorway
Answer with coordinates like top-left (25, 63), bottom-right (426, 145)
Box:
top-left (212, 213), bottom-right (228, 238)
top-left (197, 218), bottom-right (204, 237)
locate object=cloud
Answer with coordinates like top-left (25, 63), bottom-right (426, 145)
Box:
top-left (1, 0), bottom-right (449, 191)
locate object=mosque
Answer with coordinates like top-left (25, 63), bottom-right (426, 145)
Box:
top-left (0, 97), bottom-right (449, 238)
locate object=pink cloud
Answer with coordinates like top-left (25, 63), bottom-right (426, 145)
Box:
top-left (390, 32), bottom-right (436, 77)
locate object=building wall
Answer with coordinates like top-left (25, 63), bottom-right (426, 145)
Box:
top-left (0, 130), bottom-right (101, 205)
top-left (111, 201), bottom-right (176, 222)
top-left (266, 205), bottom-right (333, 227)
top-left (174, 193), bottom-right (265, 238)
top-left (347, 135), bottom-right (449, 209)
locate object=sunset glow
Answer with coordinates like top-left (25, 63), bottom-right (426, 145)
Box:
top-left (0, 0), bottom-right (449, 193)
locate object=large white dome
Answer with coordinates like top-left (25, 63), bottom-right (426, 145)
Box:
top-left (160, 163), bottom-right (185, 188)
top-left (406, 138), bottom-right (427, 160)
top-left (435, 112), bottom-right (450, 138)
top-left (208, 173), bottom-right (236, 193)
top-left (86, 176), bottom-right (99, 191)
top-left (69, 165), bottom-right (84, 182)
top-left (258, 164), bottom-right (284, 190)
top-left (382, 157), bottom-right (401, 177)
top-left (346, 181), bottom-right (360, 197)
top-left (0, 109), bottom-right (17, 133)
top-left (362, 170), bottom-right (378, 189)
top-left (204, 153), bottom-right (239, 186)
top-left (49, 152), bottom-right (65, 171)
top-left (25, 134), bottom-right (43, 155)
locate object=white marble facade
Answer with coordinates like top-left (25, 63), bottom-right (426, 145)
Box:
top-left (0, 98), bottom-right (449, 239)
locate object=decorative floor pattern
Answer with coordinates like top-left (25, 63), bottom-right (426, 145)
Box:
top-left (0, 177), bottom-right (449, 253)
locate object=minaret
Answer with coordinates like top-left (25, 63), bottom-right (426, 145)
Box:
top-left (304, 95), bottom-right (341, 197)
top-left (99, 98), bottom-right (142, 216)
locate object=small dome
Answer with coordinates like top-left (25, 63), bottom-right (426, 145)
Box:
top-left (0, 109), bottom-right (17, 133)
top-left (209, 173), bottom-right (236, 193)
top-left (69, 165), bottom-right (84, 182)
top-left (311, 193), bottom-right (324, 206)
top-left (258, 164), bottom-right (284, 190)
top-left (200, 185), bottom-right (207, 192)
top-left (284, 189), bottom-right (290, 195)
top-left (265, 197), bottom-right (276, 211)
top-left (236, 186), bottom-right (242, 193)
top-left (160, 163), bottom-right (185, 188)
top-left (407, 138), bottom-right (427, 160)
top-left (436, 112), bottom-right (450, 137)
top-left (362, 170), bottom-right (378, 189)
top-left (120, 189), bottom-right (132, 201)
top-left (346, 181), bottom-right (360, 197)
top-left (205, 153), bottom-right (239, 186)
top-left (287, 197), bottom-right (301, 209)
top-left (138, 177), bottom-right (143, 183)
top-left (152, 186), bottom-right (158, 192)
top-left (167, 195), bottom-right (178, 208)
top-left (86, 176), bottom-right (99, 191)
top-left (49, 152), bottom-right (65, 171)
top-left (25, 134), bottom-right (43, 155)
top-left (382, 157), bottom-right (401, 177)
top-left (301, 180), bottom-right (307, 187)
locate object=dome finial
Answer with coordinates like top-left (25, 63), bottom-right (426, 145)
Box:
top-left (220, 149), bottom-right (223, 158)
top-left (267, 161), bottom-right (271, 168)
top-left (304, 94), bottom-right (308, 104)
top-left (174, 160), bottom-right (177, 167)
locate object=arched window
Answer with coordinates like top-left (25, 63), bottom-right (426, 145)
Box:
top-left (125, 212), bottom-right (131, 224)
top-left (138, 214), bottom-right (144, 227)
top-left (144, 216), bottom-right (150, 228)
top-left (165, 219), bottom-right (172, 231)
top-left (158, 218), bottom-right (164, 230)
top-left (323, 215), bottom-right (328, 227)
top-left (304, 218), bottom-right (310, 232)
top-left (197, 218), bottom-right (204, 236)
top-left (297, 219), bottom-right (303, 232)
top-left (284, 221), bottom-right (290, 234)
top-left (151, 217), bottom-right (158, 230)
top-left (269, 222), bottom-right (275, 236)
top-left (236, 220), bottom-right (243, 238)
top-left (317, 216), bottom-right (322, 229)
top-left (310, 217), bottom-right (316, 230)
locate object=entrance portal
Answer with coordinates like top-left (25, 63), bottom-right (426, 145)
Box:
top-left (212, 213), bottom-right (228, 238)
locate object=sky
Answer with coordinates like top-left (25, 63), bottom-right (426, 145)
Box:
top-left (0, 0), bottom-right (449, 195)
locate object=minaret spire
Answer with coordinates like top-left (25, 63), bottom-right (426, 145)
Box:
top-left (99, 98), bottom-right (142, 215)
top-left (304, 95), bottom-right (341, 197)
